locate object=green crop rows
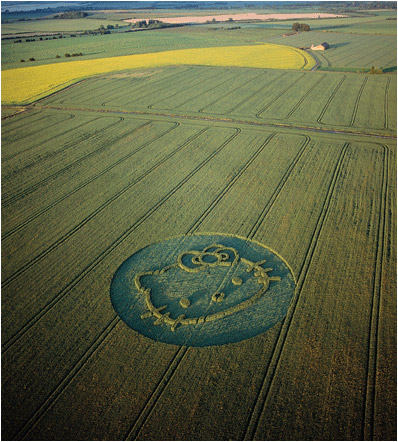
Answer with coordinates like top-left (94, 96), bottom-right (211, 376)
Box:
top-left (39, 65), bottom-right (397, 135)
top-left (2, 6), bottom-right (396, 442)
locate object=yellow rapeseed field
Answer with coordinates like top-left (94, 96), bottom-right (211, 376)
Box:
top-left (2, 44), bottom-right (315, 104)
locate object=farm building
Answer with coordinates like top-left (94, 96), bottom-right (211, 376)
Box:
top-left (311, 42), bottom-right (329, 50)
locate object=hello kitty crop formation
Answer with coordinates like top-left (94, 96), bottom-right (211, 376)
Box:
top-left (135, 243), bottom-right (281, 332)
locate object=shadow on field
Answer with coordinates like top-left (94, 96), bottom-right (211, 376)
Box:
top-left (315, 24), bottom-right (351, 31)
top-left (329, 42), bottom-right (350, 48)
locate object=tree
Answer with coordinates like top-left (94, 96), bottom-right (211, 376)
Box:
top-left (292, 22), bottom-right (300, 31)
top-left (292, 22), bottom-right (310, 32)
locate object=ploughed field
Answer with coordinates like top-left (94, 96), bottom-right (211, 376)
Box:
top-left (2, 63), bottom-right (396, 441)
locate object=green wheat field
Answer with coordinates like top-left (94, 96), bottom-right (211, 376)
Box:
top-left (1, 3), bottom-right (396, 440)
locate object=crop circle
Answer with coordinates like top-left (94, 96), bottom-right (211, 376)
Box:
top-left (110, 234), bottom-right (296, 347)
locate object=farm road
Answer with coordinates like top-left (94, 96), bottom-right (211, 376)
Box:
top-left (6, 104), bottom-right (396, 141)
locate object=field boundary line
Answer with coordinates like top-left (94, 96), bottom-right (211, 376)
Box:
top-left (2, 120), bottom-right (157, 240)
top-left (1, 107), bottom-right (42, 126)
top-left (2, 117), bottom-right (127, 208)
top-left (3, 115), bottom-right (115, 173)
top-left (317, 75), bottom-right (346, 124)
top-left (350, 76), bottom-right (368, 126)
top-left (289, 46), bottom-right (313, 69)
top-left (369, 51), bottom-right (396, 71)
top-left (198, 71), bottom-right (265, 113)
top-left (1, 107), bottom-right (31, 121)
top-left (31, 104), bottom-right (397, 139)
top-left (248, 135), bottom-right (311, 239)
top-left (43, 77), bottom-right (103, 106)
top-left (243, 143), bottom-right (349, 441)
top-left (255, 73), bottom-right (306, 118)
top-left (13, 316), bottom-right (121, 441)
top-left (2, 128), bottom-right (240, 352)
top-left (363, 144), bottom-right (389, 440)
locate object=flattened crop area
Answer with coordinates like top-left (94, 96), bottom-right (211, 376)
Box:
top-left (1, 63), bottom-right (396, 441)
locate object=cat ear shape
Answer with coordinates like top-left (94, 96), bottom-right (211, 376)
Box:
top-left (177, 250), bottom-right (204, 273)
top-left (177, 243), bottom-right (240, 273)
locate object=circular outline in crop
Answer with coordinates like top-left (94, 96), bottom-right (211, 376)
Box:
top-left (110, 233), bottom-right (296, 347)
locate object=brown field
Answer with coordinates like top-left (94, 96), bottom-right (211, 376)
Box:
top-left (125, 12), bottom-right (346, 24)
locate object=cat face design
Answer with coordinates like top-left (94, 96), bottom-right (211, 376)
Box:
top-left (134, 244), bottom-right (281, 332)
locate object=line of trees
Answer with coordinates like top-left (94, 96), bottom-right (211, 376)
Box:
top-left (21, 53), bottom-right (84, 62)
top-left (53, 11), bottom-right (88, 19)
top-left (130, 20), bottom-right (182, 30)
